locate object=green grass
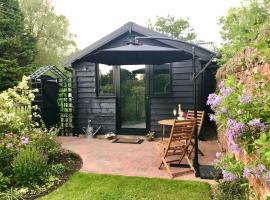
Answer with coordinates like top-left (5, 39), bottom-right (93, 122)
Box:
top-left (40, 172), bottom-right (212, 200)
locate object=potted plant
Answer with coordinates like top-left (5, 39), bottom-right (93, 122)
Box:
top-left (104, 132), bottom-right (116, 140)
top-left (145, 131), bottom-right (155, 141)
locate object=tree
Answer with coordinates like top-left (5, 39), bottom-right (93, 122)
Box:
top-left (19, 0), bottom-right (77, 67)
top-left (219, 0), bottom-right (270, 64)
top-left (0, 0), bottom-right (37, 91)
top-left (147, 14), bottom-right (197, 41)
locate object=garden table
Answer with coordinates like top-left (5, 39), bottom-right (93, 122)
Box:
top-left (158, 118), bottom-right (185, 141)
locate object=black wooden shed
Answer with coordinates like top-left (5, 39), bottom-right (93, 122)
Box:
top-left (65, 22), bottom-right (217, 136)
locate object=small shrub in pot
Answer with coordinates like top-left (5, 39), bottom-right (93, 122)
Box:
top-left (146, 131), bottom-right (155, 141)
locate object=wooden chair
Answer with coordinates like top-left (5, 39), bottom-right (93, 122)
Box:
top-left (186, 110), bottom-right (205, 156)
top-left (156, 119), bottom-right (196, 178)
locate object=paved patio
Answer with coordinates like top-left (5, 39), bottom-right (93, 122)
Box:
top-left (57, 136), bottom-right (220, 183)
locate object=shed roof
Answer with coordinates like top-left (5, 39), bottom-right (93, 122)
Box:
top-left (65, 22), bottom-right (216, 67)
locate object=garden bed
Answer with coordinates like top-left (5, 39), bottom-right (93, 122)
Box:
top-left (26, 149), bottom-right (82, 200)
top-left (0, 77), bottom-right (83, 200)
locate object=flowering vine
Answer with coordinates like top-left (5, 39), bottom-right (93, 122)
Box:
top-left (208, 75), bottom-right (270, 185)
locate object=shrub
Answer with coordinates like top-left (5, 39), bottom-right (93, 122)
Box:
top-left (33, 135), bottom-right (60, 163)
top-left (214, 179), bottom-right (249, 200)
top-left (0, 188), bottom-right (24, 200)
top-left (0, 145), bottom-right (17, 175)
top-left (0, 76), bottom-right (38, 134)
top-left (32, 128), bottom-right (61, 164)
top-left (50, 164), bottom-right (66, 176)
top-left (214, 153), bottom-right (250, 199)
top-left (0, 172), bottom-right (10, 191)
top-left (12, 147), bottom-right (48, 186)
top-left (215, 154), bottom-right (245, 180)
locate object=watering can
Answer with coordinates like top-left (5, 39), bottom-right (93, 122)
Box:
top-left (82, 119), bottom-right (93, 138)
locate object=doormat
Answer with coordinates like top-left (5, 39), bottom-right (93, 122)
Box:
top-left (112, 138), bottom-right (144, 144)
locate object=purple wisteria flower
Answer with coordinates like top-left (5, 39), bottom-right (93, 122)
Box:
top-left (252, 164), bottom-right (267, 178)
top-left (218, 81), bottom-right (233, 97)
top-left (263, 170), bottom-right (270, 185)
top-left (239, 94), bottom-right (251, 104)
top-left (248, 119), bottom-right (266, 132)
top-left (213, 152), bottom-right (222, 165)
top-left (6, 143), bottom-right (13, 148)
top-left (228, 139), bottom-right (243, 153)
top-left (222, 170), bottom-right (238, 181)
top-left (218, 81), bottom-right (225, 89)
top-left (209, 114), bottom-right (216, 121)
top-left (21, 136), bottom-right (29, 144)
top-left (215, 152), bottom-right (222, 159)
top-left (226, 119), bottom-right (245, 153)
top-left (254, 169), bottom-right (261, 179)
top-left (227, 119), bottom-right (245, 138)
top-left (221, 88), bottom-right (233, 97)
top-left (221, 107), bottom-right (227, 114)
top-left (207, 93), bottom-right (222, 110)
top-left (243, 167), bottom-right (251, 178)
top-left (258, 164), bottom-right (266, 174)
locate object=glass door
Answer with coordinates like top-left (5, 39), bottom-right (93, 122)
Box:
top-left (120, 65), bottom-right (146, 130)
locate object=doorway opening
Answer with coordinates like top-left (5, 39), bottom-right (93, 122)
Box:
top-left (119, 65), bottom-right (147, 132)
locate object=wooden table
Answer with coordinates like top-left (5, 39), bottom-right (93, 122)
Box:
top-left (158, 118), bottom-right (187, 140)
top-left (158, 119), bottom-right (175, 141)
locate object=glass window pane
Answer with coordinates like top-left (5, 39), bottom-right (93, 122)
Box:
top-left (153, 63), bottom-right (171, 94)
top-left (99, 64), bottom-right (113, 95)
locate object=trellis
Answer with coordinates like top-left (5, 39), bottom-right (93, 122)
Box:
top-left (30, 66), bottom-right (74, 136)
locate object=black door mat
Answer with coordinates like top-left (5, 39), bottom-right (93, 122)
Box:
top-left (199, 165), bottom-right (223, 179)
top-left (112, 138), bottom-right (144, 144)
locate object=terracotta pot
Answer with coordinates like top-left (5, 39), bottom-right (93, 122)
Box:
top-left (146, 137), bottom-right (154, 142)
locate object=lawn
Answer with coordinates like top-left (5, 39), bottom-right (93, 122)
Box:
top-left (40, 172), bottom-right (212, 200)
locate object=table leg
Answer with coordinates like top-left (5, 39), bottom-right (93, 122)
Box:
top-left (161, 125), bottom-right (165, 141)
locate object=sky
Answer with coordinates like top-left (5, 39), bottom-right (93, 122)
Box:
top-left (53, 0), bottom-right (242, 50)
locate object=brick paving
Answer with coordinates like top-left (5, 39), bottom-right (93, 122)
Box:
top-left (57, 136), bottom-right (220, 183)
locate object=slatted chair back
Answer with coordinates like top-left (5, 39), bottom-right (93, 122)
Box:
top-left (167, 119), bottom-right (195, 150)
top-left (186, 110), bottom-right (205, 136)
top-left (156, 119), bottom-right (196, 178)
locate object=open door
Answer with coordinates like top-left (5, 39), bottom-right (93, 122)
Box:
top-left (117, 65), bottom-right (148, 133)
